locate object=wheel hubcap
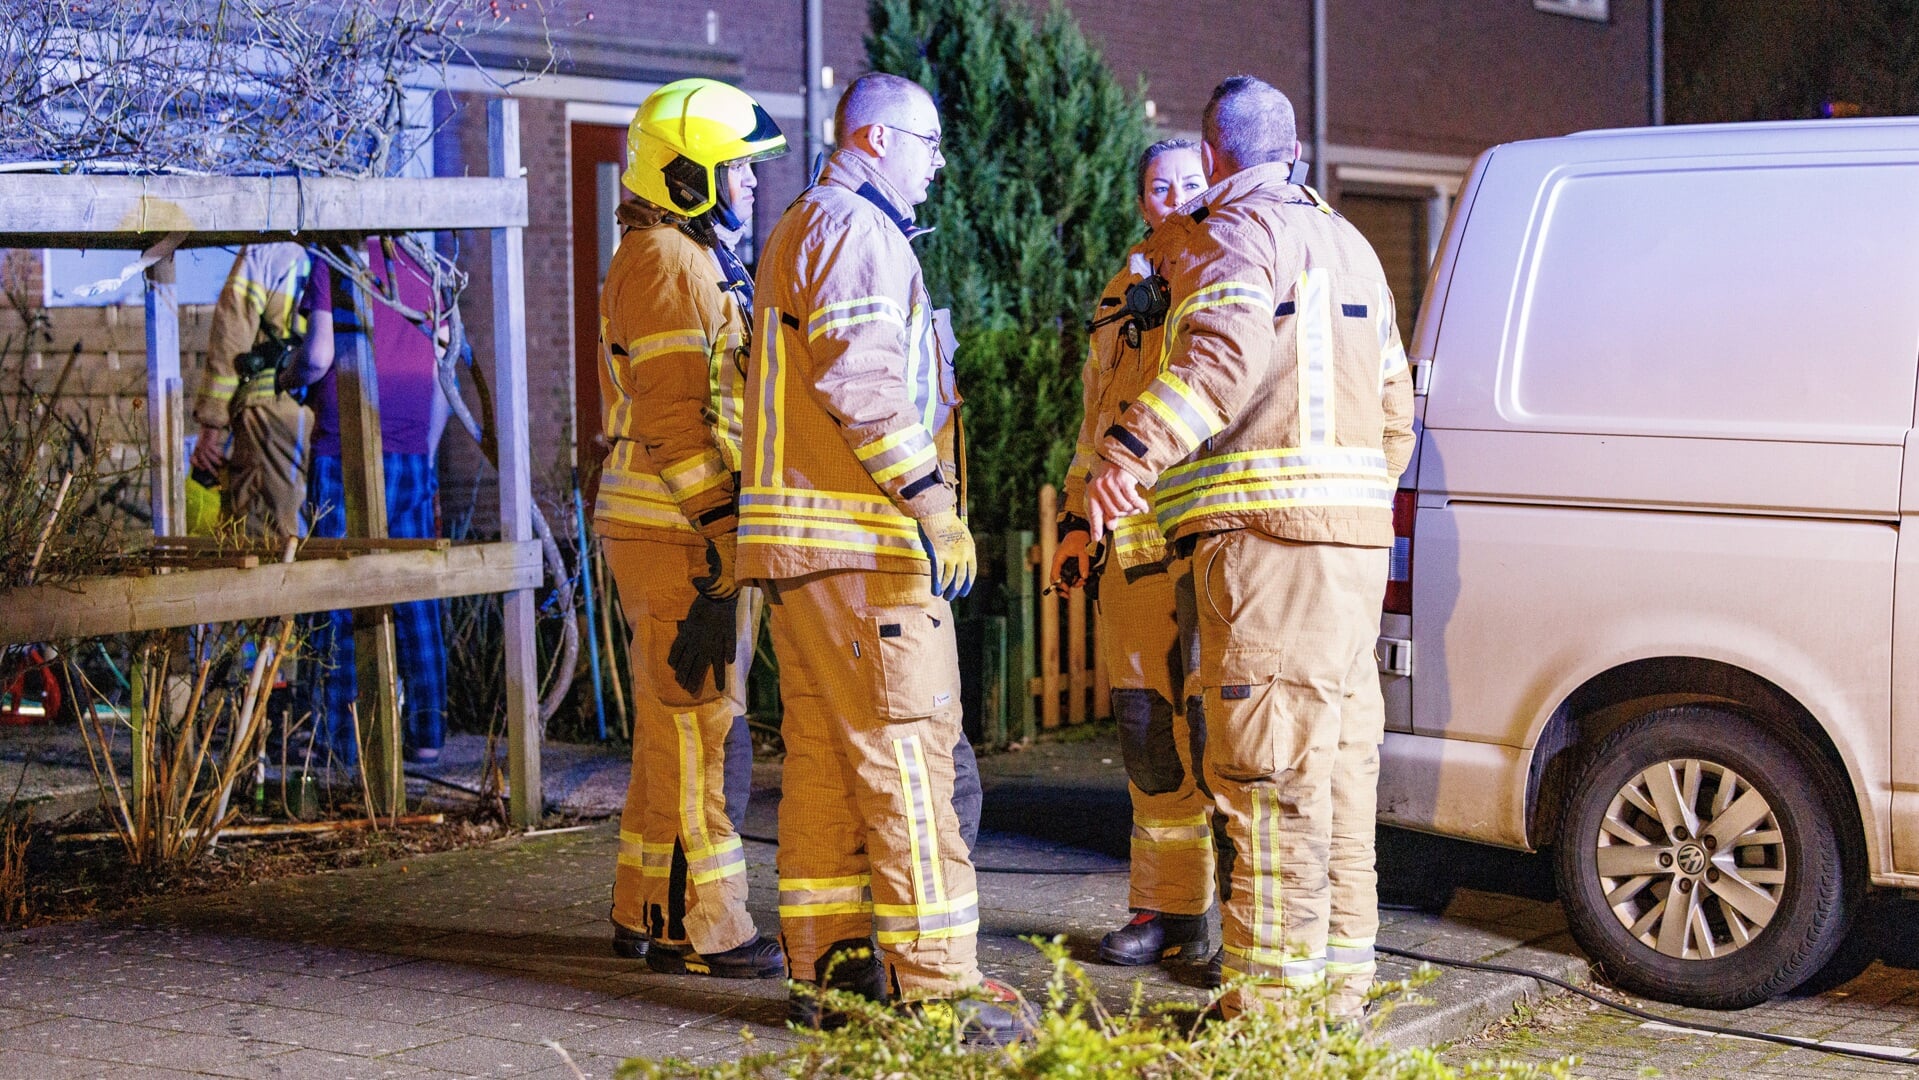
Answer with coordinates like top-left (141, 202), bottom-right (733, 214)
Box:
top-left (1592, 757), bottom-right (1787, 960)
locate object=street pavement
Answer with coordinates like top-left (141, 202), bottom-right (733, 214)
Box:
top-left (13, 728), bottom-right (1901, 1079)
top-left (1445, 900), bottom-right (1919, 1078)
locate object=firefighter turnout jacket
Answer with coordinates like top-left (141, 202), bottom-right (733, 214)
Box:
top-left (1063, 243), bottom-right (1171, 570)
top-left (194, 243), bottom-right (310, 431)
top-left (1098, 163), bottom-right (1415, 547)
top-left (740, 150), bottom-right (960, 582)
top-left (595, 200), bottom-right (749, 546)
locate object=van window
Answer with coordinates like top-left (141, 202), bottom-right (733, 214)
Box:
top-left (1509, 163), bottom-right (1919, 439)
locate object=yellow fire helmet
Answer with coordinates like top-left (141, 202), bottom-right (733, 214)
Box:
top-left (625, 78), bottom-right (788, 225)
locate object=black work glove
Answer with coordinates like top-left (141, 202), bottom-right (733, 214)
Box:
top-left (668, 591), bottom-right (740, 696)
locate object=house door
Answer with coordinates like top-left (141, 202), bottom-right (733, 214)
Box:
top-left (570, 122), bottom-right (627, 503)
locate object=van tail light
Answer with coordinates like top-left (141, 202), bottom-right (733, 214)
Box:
top-left (1384, 487), bottom-right (1414, 616)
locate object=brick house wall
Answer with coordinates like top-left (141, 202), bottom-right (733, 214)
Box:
top-left (437, 0), bottom-right (1656, 525)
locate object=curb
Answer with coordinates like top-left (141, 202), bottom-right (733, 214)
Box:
top-left (1377, 924), bottom-right (1591, 1049)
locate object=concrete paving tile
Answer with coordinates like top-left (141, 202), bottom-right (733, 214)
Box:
top-left (84, 1065), bottom-right (212, 1080)
top-left (94, 1030), bottom-right (300, 1072)
top-left (317, 984), bottom-right (495, 1025)
top-left (242, 946), bottom-right (413, 981)
top-left (423, 1001), bottom-right (613, 1045)
top-left (388, 1033), bottom-right (573, 1076)
top-left (554, 1018), bottom-right (764, 1062)
top-left (453, 974), bottom-right (617, 1012)
top-left (0, 1048), bottom-right (93, 1079)
top-left (202, 973), bottom-right (372, 1011)
top-left (211, 1047), bottom-right (433, 1079)
top-left (0, 1014), bottom-right (161, 1056)
top-left (15, 985), bottom-right (211, 1024)
top-left (139, 1001), bottom-right (331, 1041)
top-left (270, 1016), bottom-right (456, 1057)
top-left (350, 961), bottom-right (511, 996)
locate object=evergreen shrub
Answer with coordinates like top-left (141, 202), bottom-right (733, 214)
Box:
top-left (865, 0), bottom-right (1154, 545)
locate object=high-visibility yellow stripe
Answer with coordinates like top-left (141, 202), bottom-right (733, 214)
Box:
top-left (894, 737), bottom-right (928, 907)
top-left (855, 425), bottom-right (926, 461)
top-left (739, 502), bottom-right (916, 528)
top-left (869, 443), bottom-right (937, 484)
top-left (877, 921), bottom-right (978, 944)
top-left (910, 736), bottom-right (947, 905)
top-left (780, 901), bottom-right (874, 918)
top-left (739, 514), bottom-right (920, 541)
top-left (737, 534), bottom-right (929, 558)
top-left (810, 310), bottom-right (906, 340)
top-left (781, 874), bottom-right (872, 891)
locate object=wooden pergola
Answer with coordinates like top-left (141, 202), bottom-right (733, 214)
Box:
top-left (0, 101), bottom-right (548, 826)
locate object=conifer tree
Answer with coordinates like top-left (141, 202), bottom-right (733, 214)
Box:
top-left (866, 0), bottom-right (1155, 543)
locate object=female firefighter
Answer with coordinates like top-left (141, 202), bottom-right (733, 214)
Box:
top-left (1052, 139), bottom-right (1217, 971)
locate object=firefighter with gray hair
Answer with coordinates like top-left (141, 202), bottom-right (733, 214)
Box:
top-left (1084, 74), bottom-right (1415, 1019)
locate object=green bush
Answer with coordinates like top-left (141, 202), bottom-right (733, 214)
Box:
top-left (866, 0), bottom-right (1154, 542)
top-left (616, 939), bottom-right (1572, 1079)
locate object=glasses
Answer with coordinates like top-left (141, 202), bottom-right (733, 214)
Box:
top-left (892, 126), bottom-right (945, 156)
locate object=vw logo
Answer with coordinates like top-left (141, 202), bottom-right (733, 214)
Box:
top-left (1676, 843), bottom-right (1707, 876)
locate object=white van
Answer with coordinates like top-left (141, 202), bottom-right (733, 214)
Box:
top-left (1375, 117), bottom-right (1919, 1009)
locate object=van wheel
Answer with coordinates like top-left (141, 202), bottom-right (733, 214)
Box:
top-left (1554, 706), bottom-right (1855, 1009)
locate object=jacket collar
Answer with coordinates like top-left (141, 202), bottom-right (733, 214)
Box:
top-left (1187, 160), bottom-right (1297, 220)
top-left (819, 150), bottom-right (931, 240)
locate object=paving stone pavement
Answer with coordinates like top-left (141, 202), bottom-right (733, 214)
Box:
top-left (1446, 957), bottom-right (1919, 1079)
top-left (0, 733), bottom-right (1593, 1079)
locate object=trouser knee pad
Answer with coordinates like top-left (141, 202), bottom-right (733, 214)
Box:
top-left (1114, 689), bottom-right (1183, 795)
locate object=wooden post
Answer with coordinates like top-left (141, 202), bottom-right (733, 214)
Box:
top-left (1005, 530), bottom-right (1037, 744)
top-left (143, 256), bottom-right (184, 537)
top-left (491, 98), bottom-right (542, 828)
top-left (334, 243), bottom-right (404, 814)
top-left (1037, 485), bottom-right (1060, 729)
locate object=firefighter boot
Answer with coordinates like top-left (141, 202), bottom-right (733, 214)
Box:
top-left (1098, 909), bottom-right (1218, 966)
top-left (787, 937), bottom-right (889, 1030)
top-left (646, 933), bottom-right (786, 978)
top-left (611, 919), bottom-right (650, 960)
top-left (909, 979), bottom-right (1040, 1047)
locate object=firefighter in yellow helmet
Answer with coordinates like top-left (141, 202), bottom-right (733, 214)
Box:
top-left (743, 72), bottom-right (1034, 1042)
top-left (599, 77), bottom-right (787, 979)
top-left (1052, 139), bottom-right (1217, 971)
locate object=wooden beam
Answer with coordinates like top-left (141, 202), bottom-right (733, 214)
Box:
top-left (491, 98), bottom-right (542, 828)
top-left (0, 176), bottom-right (527, 248)
top-left (334, 245), bottom-right (404, 815)
top-left (0, 540), bottom-right (540, 644)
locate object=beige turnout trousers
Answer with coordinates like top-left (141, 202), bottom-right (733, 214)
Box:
top-left (766, 568), bottom-right (981, 999)
top-left (227, 394), bottom-right (310, 538)
top-left (605, 538), bottom-right (760, 956)
top-left (1096, 563), bottom-right (1215, 916)
top-left (1189, 529), bottom-right (1387, 1013)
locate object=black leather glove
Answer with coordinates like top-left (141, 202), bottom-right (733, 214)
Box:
top-left (668, 591), bottom-right (739, 696)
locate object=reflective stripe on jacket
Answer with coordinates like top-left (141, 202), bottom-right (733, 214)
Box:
top-left (1062, 245), bottom-right (1169, 570)
top-left (194, 242), bottom-right (310, 430)
top-left (740, 150), bottom-right (961, 581)
top-left (594, 201), bottom-right (749, 544)
top-left (1100, 163), bottom-right (1415, 548)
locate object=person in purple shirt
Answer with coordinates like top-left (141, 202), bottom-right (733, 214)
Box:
top-left (288, 237), bottom-right (450, 767)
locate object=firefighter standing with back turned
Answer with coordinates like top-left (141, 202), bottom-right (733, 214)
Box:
top-left (1086, 76), bottom-right (1415, 1021)
top-left (742, 72), bottom-right (1033, 1043)
top-left (596, 78), bottom-right (786, 979)
top-left (1053, 139), bottom-right (1219, 972)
